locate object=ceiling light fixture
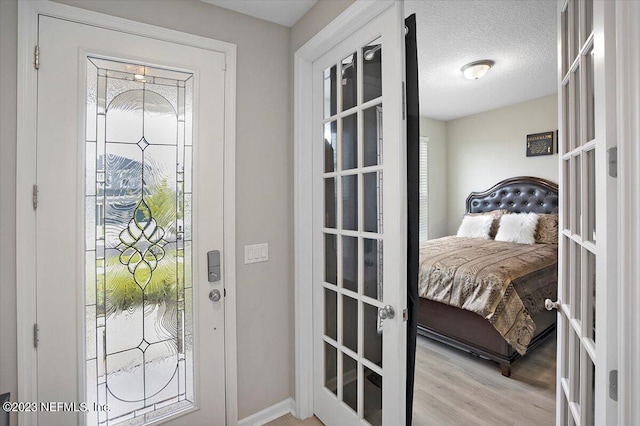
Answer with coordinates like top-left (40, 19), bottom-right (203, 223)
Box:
top-left (461, 60), bottom-right (495, 80)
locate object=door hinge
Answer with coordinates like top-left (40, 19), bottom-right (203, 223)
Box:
top-left (32, 185), bottom-right (38, 210)
top-left (222, 61), bottom-right (226, 71)
top-left (34, 45), bottom-right (40, 70)
top-left (609, 369), bottom-right (618, 401)
top-left (402, 81), bottom-right (406, 120)
top-left (608, 146), bottom-right (618, 178)
top-left (33, 323), bottom-right (39, 348)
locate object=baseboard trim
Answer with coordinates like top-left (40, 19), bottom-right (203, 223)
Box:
top-left (237, 398), bottom-right (296, 426)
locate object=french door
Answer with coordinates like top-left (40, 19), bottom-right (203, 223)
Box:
top-left (311, 3), bottom-right (407, 425)
top-left (556, 0), bottom-right (617, 424)
top-left (18, 5), bottom-right (232, 425)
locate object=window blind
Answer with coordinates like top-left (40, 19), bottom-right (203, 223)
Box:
top-left (419, 137), bottom-right (429, 243)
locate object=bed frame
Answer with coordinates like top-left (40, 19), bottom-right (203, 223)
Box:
top-left (417, 176), bottom-right (559, 377)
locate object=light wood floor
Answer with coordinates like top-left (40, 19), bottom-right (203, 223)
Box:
top-left (412, 332), bottom-right (556, 426)
top-left (269, 333), bottom-right (556, 426)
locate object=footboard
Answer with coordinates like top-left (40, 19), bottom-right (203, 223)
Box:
top-left (417, 297), bottom-right (556, 376)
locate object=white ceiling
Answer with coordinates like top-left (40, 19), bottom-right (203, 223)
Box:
top-left (405, 0), bottom-right (558, 121)
top-left (200, 0), bottom-right (557, 121)
top-left (201, 0), bottom-right (317, 27)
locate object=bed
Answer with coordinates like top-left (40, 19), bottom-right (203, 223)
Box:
top-left (417, 176), bottom-right (558, 377)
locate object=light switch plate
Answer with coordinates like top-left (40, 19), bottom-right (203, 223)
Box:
top-left (244, 243), bottom-right (269, 264)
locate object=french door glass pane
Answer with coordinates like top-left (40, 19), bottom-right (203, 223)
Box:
top-left (584, 0), bottom-right (594, 40)
top-left (363, 302), bottom-right (382, 367)
top-left (342, 53), bottom-right (358, 111)
top-left (363, 238), bottom-right (383, 301)
top-left (324, 65), bottom-right (337, 119)
top-left (325, 177), bottom-right (337, 228)
top-left (325, 342), bottom-right (338, 395)
top-left (325, 234), bottom-right (338, 285)
top-left (342, 113), bottom-right (358, 170)
top-left (85, 57), bottom-right (194, 425)
top-left (325, 288), bottom-right (338, 341)
top-left (564, 160), bottom-right (571, 228)
top-left (575, 68), bottom-right (582, 147)
top-left (586, 149), bottom-right (596, 242)
top-left (572, 156), bottom-right (582, 236)
top-left (342, 353), bottom-right (358, 413)
top-left (342, 236), bottom-right (359, 292)
top-left (342, 294), bottom-right (358, 353)
top-left (572, 333), bottom-right (581, 404)
top-left (342, 175), bottom-right (358, 231)
top-left (586, 49), bottom-right (595, 142)
top-left (362, 37), bottom-right (382, 103)
top-left (363, 171), bottom-right (383, 233)
top-left (571, 0), bottom-right (580, 59)
top-left (572, 242), bottom-right (582, 321)
top-left (587, 250), bottom-right (596, 342)
top-left (562, 9), bottom-right (569, 76)
top-left (363, 364), bottom-right (382, 426)
top-left (363, 105), bottom-right (382, 167)
top-left (324, 120), bottom-right (338, 172)
top-left (585, 357), bottom-right (595, 426)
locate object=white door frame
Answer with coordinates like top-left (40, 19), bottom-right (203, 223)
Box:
top-left (615, 1), bottom-right (640, 424)
top-left (16, 1), bottom-right (238, 424)
top-left (293, 0), bottom-right (396, 419)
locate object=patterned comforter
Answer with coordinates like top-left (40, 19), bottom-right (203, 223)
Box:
top-left (418, 236), bottom-right (558, 355)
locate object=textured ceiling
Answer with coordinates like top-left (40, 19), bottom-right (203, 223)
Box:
top-left (201, 0), bottom-right (317, 27)
top-left (405, 0), bottom-right (557, 121)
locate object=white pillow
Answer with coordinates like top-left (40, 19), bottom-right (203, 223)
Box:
top-left (495, 213), bottom-right (540, 244)
top-left (456, 214), bottom-right (494, 239)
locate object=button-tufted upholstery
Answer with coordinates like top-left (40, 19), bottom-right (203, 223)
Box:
top-left (466, 176), bottom-right (559, 214)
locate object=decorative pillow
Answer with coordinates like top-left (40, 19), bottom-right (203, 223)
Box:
top-left (468, 209), bottom-right (509, 238)
top-left (535, 213), bottom-right (559, 244)
top-left (495, 213), bottom-right (540, 244)
top-left (456, 214), bottom-right (494, 239)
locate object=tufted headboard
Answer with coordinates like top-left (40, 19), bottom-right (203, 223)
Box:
top-left (466, 176), bottom-right (559, 214)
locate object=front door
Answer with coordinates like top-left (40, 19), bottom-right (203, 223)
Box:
top-left (311, 3), bottom-right (407, 425)
top-left (33, 13), bottom-right (228, 426)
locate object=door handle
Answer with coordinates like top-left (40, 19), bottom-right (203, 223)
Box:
top-left (378, 305), bottom-right (395, 320)
top-left (545, 299), bottom-right (560, 311)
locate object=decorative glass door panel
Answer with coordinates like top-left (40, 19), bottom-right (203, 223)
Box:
top-left (85, 57), bottom-right (194, 425)
top-left (313, 5), bottom-right (406, 424)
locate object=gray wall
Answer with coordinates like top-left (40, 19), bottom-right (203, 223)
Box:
top-left (0, 0), bottom-right (293, 420)
top-left (445, 94), bottom-right (559, 234)
top-left (419, 117), bottom-right (448, 239)
top-left (291, 0), bottom-right (355, 52)
top-left (288, 0), bottom-right (354, 400)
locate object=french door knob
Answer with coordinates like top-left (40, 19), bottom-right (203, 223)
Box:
top-left (378, 305), bottom-right (395, 320)
top-left (209, 289), bottom-right (221, 302)
top-left (545, 299), bottom-right (560, 311)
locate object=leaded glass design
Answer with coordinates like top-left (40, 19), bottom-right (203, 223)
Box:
top-left (85, 57), bottom-right (194, 425)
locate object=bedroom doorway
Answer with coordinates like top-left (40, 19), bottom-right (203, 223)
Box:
top-left (17, 2), bottom-right (237, 425)
top-left (407, 0), bottom-right (560, 424)
top-left (408, 0), bottom-right (621, 424)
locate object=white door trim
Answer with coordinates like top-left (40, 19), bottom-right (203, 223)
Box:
top-left (615, 1), bottom-right (640, 424)
top-left (293, 0), bottom-right (395, 419)
top-left (16, 1), bottom-right (238, 425)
